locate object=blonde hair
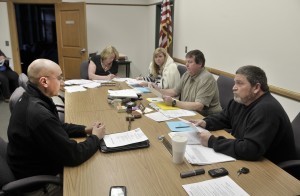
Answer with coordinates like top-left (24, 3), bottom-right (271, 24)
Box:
top-left (151, 48), bottom-right (168, 77)
top-left (100, 46), bottom-right (119, 61)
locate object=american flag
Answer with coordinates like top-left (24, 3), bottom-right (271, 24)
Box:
top-left (159, 0), bottom-right (173, 49)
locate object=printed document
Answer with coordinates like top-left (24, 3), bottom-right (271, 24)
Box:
top-left (185, 145), bottom-right (236, 165)
top-left (103, 128), bottom-right (148, 148)
top-left (182, 176), bottom-right (249, 196)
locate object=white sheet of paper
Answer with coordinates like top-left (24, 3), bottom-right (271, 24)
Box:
top-left (64, 79), bottom-right (92, 85)
top-left (103, 128), bottom-right (148, 148)
top-left (178, 118), bottom-right (207, 133)
top-left (135, 107), bottom-right (153, 114)
top-left (108, 89), bottom-right (138, 98)
top-left (81, 82), bottom-right (101, 88)
top-left (168, 131), bottom-right (200, 145)
top-left (145, 112), bottom-right (173, 122)
top-left (64, 86), bottom-right (87, 93)
top-left (147, 97), bottom-right (164, 102)
top-left (159, 109), bottom-right (196, 118)
top-left (185, 145), bottom-right (236, 165)
top-left (182, 176), bottom-right (249, 196)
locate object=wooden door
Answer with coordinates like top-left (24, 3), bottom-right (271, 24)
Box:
top-left (55, 2), bottom-right (88, 79)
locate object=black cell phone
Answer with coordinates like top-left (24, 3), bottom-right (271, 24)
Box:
top-left (208, 167), bottom-right (229, 177)
top-left (109, 186), bottom-right (127, 196)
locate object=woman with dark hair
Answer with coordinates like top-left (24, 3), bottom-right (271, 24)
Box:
top-left (0, 50), bottom-right (19, 102)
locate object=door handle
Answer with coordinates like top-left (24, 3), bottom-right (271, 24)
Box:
top-left (80, 48), bottom-right (86, 53)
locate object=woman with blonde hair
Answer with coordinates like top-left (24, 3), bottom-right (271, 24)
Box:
top-left (88, 46), bottom-right (119, 80)
top-left (138, 48), bottom-right (181, 89)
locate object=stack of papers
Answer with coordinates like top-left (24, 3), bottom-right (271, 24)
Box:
top-left (108, 89), bottom-right (138, 98)
top-left (182, 176), bottom-right (249, 196)
top-left (103, 128), bottom-right (148, 148)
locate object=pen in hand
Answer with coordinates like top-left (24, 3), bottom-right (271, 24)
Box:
top-left (175, 126), bottom-right (190, 128)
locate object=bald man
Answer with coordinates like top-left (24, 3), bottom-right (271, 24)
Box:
top-left (7, 59), bottom-right (105, 195)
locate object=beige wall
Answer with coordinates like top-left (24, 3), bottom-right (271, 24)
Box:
top-left (1, 0), bottom-right (299, 119)
top-left (173, 0), bottom-right (300, 120)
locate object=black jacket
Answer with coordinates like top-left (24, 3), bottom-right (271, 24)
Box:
top-left (7, 83), bottom-right (100, 179)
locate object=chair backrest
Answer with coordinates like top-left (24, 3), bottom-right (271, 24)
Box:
top-left (18, 73), bottom-right (28, 90)
top-left (80, 60), bottom-right (89, 79)
top-left (177, 65), bottom-right (187, 77)
top-left (0, 137), bottom-right (16, 188)
top-left (9, 87), bottom-right (26, 113)
top-left (217, 75), bottom-right (235, 109)
top-left (292, 112), bottom-right (300, 159)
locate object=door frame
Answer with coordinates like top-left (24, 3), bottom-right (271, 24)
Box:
top-left (7, 0), bottom-right (62, 74)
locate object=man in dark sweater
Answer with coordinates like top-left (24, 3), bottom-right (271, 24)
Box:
top-left (191, 65), bottom-right (296, 164)
top-left (7, 59), bottom-right (106, 195)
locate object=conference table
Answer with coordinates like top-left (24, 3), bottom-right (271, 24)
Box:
top-left (64, 82), bottom-right (300, 196)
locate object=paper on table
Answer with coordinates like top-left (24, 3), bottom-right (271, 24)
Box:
top-left (146, 97), bottom-right (164, 102)
top-left (166, 121), bottom-right (194, 132)
top-left (135, 107), bottom-right (153, 114)
top-left (160, 109), bottom-right (196, 118)
top-left (145, 112), bottom-right (173, 122)
top-left (155, 102), bottom-right (179, 110)
top-left (178, 118), bottom-right (207, 132)
top-left (134, 87), bottom-right (151, 93)
top-left (112, 78), bottom-right (131, 82)
top-left (81, 82), bottom-right (101, 88)
top-left (103, 128), bottom-right (148, 148)
top-left (64, 79), bottom-right (92, 86)
top-left (108, 89), bottom-right (138, 98)
top-left (169, 132), bottom-right (200, 145)
top-left (64, 86), bottom-right (87, 93)
top-left (182, 176), bottom-right (249, 196)
top-left (185, 145), bottom-right (236, 165)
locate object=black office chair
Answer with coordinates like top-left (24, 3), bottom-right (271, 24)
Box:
top-left (278, 112), bottom-right (300, 180)
top-left (217, 75), bottom-right (235, 109)
top-left (9, 87), bottom-right (25, 113)
top-left (0, 137), bottom-right (62, 196)
top-left (80, 60), bottom-right (89, 79)
top-left (9, 74), bottom-right (65, 123)
top-left (18, 73), bottom-right (28, 90)
top-left (177, 64), bottom-right (187, 77)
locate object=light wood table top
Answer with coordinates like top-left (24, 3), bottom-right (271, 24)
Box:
top-left (64, 84), bottom-right (300, 196)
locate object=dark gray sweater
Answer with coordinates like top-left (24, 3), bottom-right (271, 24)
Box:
top-left (205, 92), bottom-right (296, 164)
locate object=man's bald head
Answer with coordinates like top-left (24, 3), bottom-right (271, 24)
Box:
top-left (28, 59), bottom-right (60, 84)
top-left (27, 59), bottom-right (63, 97)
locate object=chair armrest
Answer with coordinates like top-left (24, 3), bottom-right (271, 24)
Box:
top-left (277, 160), bottom-right (300, 170)
top-left (2, 175), bottom-right (62, 193)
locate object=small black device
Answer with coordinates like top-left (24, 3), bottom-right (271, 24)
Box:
top-left (109, 186), bottom-right (127, 196)
top-left (208, 167), bottom-right (229, 177)
top-left (180, 168), bottom-right (205, 178)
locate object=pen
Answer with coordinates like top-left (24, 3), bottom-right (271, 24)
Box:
top-left (175, 126), bottom-right (190, 128)
top-left (180, 168), bottom-right (205, 178)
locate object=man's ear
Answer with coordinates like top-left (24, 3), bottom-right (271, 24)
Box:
top-left (39, 76), bottom-right (48, 88)
top-left (253, 83), bottom-right (261, 94)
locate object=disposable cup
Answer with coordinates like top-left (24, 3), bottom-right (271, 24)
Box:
top-left (172, 135), bottom-right (188, 164)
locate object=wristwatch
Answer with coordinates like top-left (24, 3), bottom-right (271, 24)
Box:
top-left (172, 99), bottom-right (177, 107)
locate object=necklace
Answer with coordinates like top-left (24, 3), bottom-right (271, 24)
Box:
top-left (101, 60), bottom-right (112, 71)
